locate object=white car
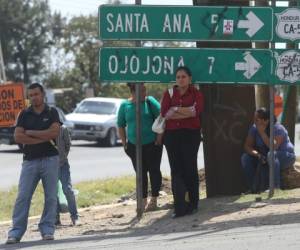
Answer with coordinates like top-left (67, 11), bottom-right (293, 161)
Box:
top-left (66, 97), bottom-right (124, 146)
top-left (54, 106), bottom-right (74, 134)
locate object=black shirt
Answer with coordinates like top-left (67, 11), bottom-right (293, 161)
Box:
top-left (16, 105), bottom-right (60, 160)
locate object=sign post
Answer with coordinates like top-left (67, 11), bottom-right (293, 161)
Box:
top-left (134, 0), bottom-right (144, 219)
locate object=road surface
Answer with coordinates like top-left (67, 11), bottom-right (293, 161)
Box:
top-left (0, 141), bottom-right (204, 190)
top-left (1, 223), bottom-right (300, 249)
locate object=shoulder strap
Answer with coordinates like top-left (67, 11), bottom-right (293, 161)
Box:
top-left (168, 88), bottom-right (173, 98)
top-left (48, 106), bottom-right (59, 147)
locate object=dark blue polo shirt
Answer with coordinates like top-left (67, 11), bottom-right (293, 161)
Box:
top-left (16, 105), bottom-right (60, 160)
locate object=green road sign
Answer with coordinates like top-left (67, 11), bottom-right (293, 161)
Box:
top-left (99, 47), bottom-right (273, 84)
top-left (99, 5), bottom-right (273, 42)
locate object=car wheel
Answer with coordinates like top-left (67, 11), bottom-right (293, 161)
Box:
top-left (104, 128), bottom-right (117, 147)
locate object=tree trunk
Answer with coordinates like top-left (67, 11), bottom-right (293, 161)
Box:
top-left (22, 57), bottom-right (29, 85)
top-left (17, 42), bottom-right (29, 84)
top-left (194, 0), bottom-right (255, 196)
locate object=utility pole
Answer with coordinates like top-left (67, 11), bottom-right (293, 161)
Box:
top-left (194, 0), bottom-right (255, 197)
top-left (0, 40), bottom-right (6, 83)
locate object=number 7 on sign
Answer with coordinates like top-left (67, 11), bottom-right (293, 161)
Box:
top-left (208, 56), bottom-right (215, 75)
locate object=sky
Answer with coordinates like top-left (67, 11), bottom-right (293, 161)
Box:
top-left (48, 0), bottom-right (290, 51)
top-left (49, 0), bottom-right (193, 17)
top-left (49, 0), bottom-right (289, 17)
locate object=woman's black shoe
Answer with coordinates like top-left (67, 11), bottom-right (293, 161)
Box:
top-left (187, 207), bottom-right (198, 215)
top-left (171, 212), bottom-right (187, 219)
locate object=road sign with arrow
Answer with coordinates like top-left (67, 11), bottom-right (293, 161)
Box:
top-left (99, 5), bottom-right (273, 41)
top-left (99, 47), bottom-right (273, 84)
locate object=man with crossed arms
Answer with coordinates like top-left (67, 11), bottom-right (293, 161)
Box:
top-left (6, 83), bottom-right (60, 244)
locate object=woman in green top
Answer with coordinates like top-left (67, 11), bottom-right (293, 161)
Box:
top-left (117, 83), bottom-right (163, 211)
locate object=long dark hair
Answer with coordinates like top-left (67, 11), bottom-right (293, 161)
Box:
top-left (256, 107), bottom-right (277, 136)
top-left (127, 82), bottom-right (144, 93)
top-left (127, 82), bottom-right (136, 93)
top-left (175, 66), bottom-right (192, 77)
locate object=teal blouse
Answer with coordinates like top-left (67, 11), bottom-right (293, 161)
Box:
top-left (117, 96), bottom-right (160, 145)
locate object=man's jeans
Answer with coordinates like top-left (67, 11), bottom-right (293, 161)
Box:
top-left (57, 161), bottom-right (78, 220)
top-left (8, 156), bottom-right (59, 239)
top-left (241, 151), bottom-right (295, 190)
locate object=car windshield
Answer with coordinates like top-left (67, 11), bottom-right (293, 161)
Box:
top-left (74, 101), bottom-right (117, 115)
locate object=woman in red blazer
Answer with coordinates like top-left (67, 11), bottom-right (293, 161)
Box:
top-left (161, 66), bottom-right (204, 218)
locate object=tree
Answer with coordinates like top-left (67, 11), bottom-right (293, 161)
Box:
top-left (44, 0), bottom-right (190, 111)
top-left (0, 0), bottom-right (55, 83)
top-left (60, 15), bottom-right (100, 94)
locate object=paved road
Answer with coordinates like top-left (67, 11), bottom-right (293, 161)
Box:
top-left (1, 123), bottom-right (300, 191)
top-left (0, 141), bottom-right (204, 190)
top-left (1, 223), bottom-right (300, 249)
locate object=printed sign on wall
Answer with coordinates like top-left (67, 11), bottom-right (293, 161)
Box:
top-left (0, 84), bottom-right (25, 127)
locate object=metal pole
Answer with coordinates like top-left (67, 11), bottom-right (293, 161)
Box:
top-left (135, 0), bottom-right (143, 218)
top-left (268, 86), bottom-right (275, 197)
top-left (268, 0), bottom-right (276, 198)
top-left (0, 40), bottom-right (6, 83)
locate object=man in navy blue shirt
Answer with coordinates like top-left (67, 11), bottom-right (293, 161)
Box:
top-left (6, 83), bottom-right (60, 244)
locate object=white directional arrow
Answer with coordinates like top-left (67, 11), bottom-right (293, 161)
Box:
top-left (235, 52), bottom-right (262, 79)
top-left (237, 11), bottom-right (264, 37)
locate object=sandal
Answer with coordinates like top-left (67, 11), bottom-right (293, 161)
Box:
top-left (145, 197), bottom-right (157, 212)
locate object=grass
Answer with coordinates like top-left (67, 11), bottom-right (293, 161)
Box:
top-left (0, 176), bottom-right (135, 222)
top-left (235, 188), bottom-right (300, 203)
top-left (2, 175), bottom-right (299, 222)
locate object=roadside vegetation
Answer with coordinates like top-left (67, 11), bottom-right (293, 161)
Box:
top-left (0, 176), bottom-right (135, 222)
top-left (1, 172), bottom-right (299, 222)
top-left (236, 188), bottom-right (300, 203)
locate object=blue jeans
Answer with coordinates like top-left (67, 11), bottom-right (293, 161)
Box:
top-left (57, 161), bottom-right (78, 220)
top-left (241, 151), bottom-right (295, 190)
top-left (8, 156), bottom-right (59, 239)
top-left (241, 154), bottom-right (269, 191)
